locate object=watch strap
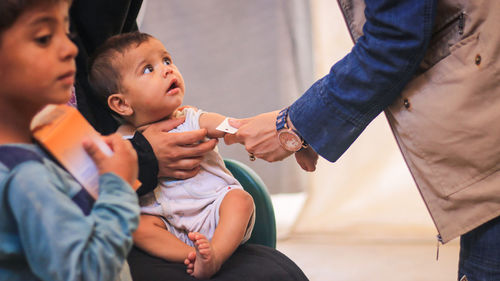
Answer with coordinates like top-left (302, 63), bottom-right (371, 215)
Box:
top-left (276, 107), bottom-right (308, 149)
top-left (276, 107), bottom-right (289, 131)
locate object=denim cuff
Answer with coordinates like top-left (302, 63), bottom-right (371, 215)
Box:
top-left (289, 77), bottom-right (364, 163)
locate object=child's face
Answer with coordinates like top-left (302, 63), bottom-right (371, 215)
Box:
top-left (119, 38), bottom-right (185, 125)
top-left (0, 2), bottom-right (77, 111)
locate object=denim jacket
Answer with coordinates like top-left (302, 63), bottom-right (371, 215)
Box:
top-left (291, 0), bottom-right (500, 242)
top-left (0, 144), bottom-right (140, 281)
top-left (290, 0), bottom-right (436, 161)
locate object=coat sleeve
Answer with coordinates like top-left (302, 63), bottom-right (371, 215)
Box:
top-left (289, 0), bottom-right (436, 162)
top-left (130, 131), bottom-right (159, 196)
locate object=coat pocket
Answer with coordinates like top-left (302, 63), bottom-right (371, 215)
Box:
top-left (417, 11), bottom-right (465, 74)
top-left (389, 30), bottom-right (500, 197)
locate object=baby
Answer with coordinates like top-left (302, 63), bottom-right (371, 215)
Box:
top-left (89, 32), bottom-right (255, 279)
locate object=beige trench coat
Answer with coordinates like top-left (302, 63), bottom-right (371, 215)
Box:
top-left (339, 0), bottom-right (500, 243)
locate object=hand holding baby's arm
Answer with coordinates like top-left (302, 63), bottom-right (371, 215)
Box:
top-left (83, 133), bottom-right (139, 189)
top-left (142, 117), bottom-right (217, 179)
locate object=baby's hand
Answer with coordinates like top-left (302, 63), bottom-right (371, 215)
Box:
top-left (294, 146), bottom-right (318, 172)
top-left (83, 133), bottom-right (139, 189)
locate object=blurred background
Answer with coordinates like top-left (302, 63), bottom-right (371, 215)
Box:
top-left (138, 1), bottom-right (459, 280)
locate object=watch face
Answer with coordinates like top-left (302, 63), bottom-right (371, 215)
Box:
top-left (278, 130), bottom-right (302, 152)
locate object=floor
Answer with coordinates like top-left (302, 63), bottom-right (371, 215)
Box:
top-left (271, 194), bottom-right (460, 281)
top-left (276, 235), bottom-right (460, 281)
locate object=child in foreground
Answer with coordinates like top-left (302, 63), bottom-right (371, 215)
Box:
top-left (0, 0), bottom-right (140, 280)
top-left (89, 32), bottom-right (255, 279)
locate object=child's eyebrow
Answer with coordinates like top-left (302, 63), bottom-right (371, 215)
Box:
top-left (29, 15), bottom-right (69, 27)
top-left (29, 16), bottom-right (56, 26)
top-left (134, 58), bottom-right (147, 73)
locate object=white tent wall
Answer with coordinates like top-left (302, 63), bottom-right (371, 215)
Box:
top-left (138, 0), bottom-right (314, 194)
top-left (292, 0), bottom-right (437, 240)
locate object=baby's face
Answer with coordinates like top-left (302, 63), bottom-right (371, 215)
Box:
top-left (119, 37), bottom-right (185, 124)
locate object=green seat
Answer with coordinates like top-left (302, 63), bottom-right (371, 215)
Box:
top-left (224, 159), bottom-right (277, 249)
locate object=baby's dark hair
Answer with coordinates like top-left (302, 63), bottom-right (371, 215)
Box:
top-left (0, 0), bottom-right (72, 42)
top-left (88, 31), bottom-right (153, 104)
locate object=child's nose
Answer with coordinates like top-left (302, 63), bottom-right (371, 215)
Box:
top-left (162, 66), bottom-right (173, 78)
top-left (61, 35), bottom-right (78, 61)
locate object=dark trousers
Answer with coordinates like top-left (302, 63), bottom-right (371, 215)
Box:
top-left (459, 216), bottom-right (500, 281)
top-left (128, 244), bottom-right (308, 281)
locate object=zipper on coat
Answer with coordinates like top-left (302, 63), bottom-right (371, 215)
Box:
top-left (458, 12), bottom-right (465, 35)
top-left (436, 234), bottom-right (443, 260)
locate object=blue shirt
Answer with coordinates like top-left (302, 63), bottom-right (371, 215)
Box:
top-left (0, 144), bottom-right (139, 281)
top-left (290, 0), bottom-right (437, 162)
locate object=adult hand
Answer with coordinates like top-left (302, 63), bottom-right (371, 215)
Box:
top-left (83, 133), bottom-right (139, 189)
top-left (224, 111), bottom-right (293, 162)
top-left (141, 117), bottom-right (217, 179)
top-left (294, 147), bottom-right (318, 172)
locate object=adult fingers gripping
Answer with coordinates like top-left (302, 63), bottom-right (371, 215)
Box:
top-left (224, 118), bottom-right (249, 145)
top-left (162, 156), bottom-right (204, 171)
top-left (145, 116), bottom-right (186, 134)
top-left (174, 128), bottom-right (209, 146)
top-left (154, 130), bottom-right (217, 179)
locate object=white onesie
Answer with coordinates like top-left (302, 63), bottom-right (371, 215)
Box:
top-left (139, 108), bottom-right (255, 246)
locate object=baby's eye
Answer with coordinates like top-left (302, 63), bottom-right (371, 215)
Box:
top-left (35, 34), bottom-right (52, 46)
top-left (163, 57), bottom-right (172, 65)
top-left (143, 65), bottom-right (154, 74)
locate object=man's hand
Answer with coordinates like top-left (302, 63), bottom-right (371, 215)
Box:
top-left (83, 133), bottom-right (139, 189)
top-left (141, 117), bottom-right (217, 179)
top-left (295, 147), bottom-right (318, 172)
top-left (224, 111), bottom-right (293, 162)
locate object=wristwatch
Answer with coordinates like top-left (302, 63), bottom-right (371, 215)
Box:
top-left (276, 107), bottom-right (307, 152)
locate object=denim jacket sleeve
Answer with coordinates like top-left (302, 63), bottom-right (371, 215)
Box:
top-left (289, 0), bottom-right (436, 162)
top-left (8, 162), bottom-right (139, 281)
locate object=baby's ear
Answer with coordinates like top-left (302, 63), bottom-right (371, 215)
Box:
top-left (108, 93), bottom-right (133, 117)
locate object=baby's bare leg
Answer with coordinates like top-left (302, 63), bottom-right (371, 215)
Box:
top-left (133, 214), bottom-right (194, 263)
top-left (212, 189), bottom-right (254, 262)
top-left (186, 189), bottom-right (254, 279)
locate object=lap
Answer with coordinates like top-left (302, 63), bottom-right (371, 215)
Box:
top-left (128, 244), bottom-right (308, 281)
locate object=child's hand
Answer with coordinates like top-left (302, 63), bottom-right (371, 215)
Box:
top-left (294, 146), bottom-right (318, 172)
top-left (83, 133), bottom-right (139, 189)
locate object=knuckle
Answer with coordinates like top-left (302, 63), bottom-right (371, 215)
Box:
top-left (168, 151), bottom-right (180, 159)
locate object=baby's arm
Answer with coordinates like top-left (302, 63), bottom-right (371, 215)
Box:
top-left (199, 112), bottom-right (227, 139)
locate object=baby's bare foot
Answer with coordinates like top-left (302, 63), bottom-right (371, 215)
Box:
top-left (184, 251), bottom-right (196, 275)
top-left (188, 232), bottom-right (220, 279)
